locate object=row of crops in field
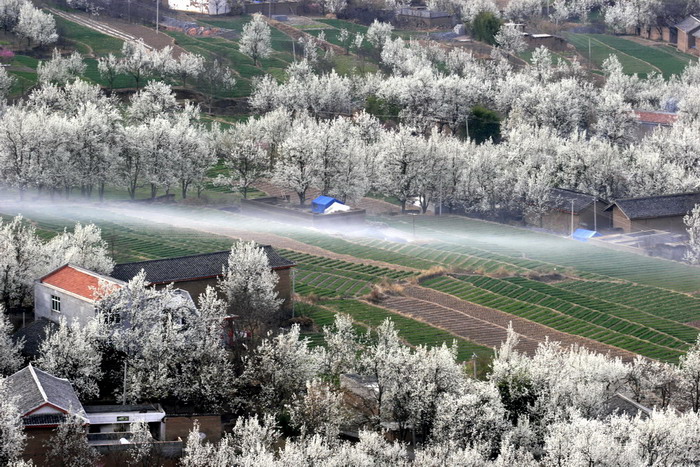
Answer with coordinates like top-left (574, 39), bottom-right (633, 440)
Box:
top-left (376, 215), bottom-right (700, 293)
top-left (557, 280), bottom-right (700, 323)
top-left (423, 275), bottom-right (687, 362)
top-left (2, 206), bottom-right (235, 263)
top-left (503, 277), bottom-right (700, 343)
top-left (280, 250), bottom-right (416, 298)
top-left (322, 300), bottom-right (493, 362)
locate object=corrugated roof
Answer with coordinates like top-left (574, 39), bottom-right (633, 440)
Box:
top-left (676, 15), bottom-right (700, 32)
top-left (110, 246), bottom-right (295, 285)
top-left (607, 192), bottom-right (700, 220)
top-left (41, 265), bottom-right (122, 300)
top-left (6, 365), bottom-right (85, 418)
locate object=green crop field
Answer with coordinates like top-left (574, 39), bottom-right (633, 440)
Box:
top-left (565, 33), bottom-right (697, 78)
top-left (423, 275), bottom-right (688, 362)
top-left (565, 33), bottom-right (657, 77)
top-left (376, 215), bottom-right (700, 293)
top-left (322, 300), bottom-right (493, 363)
top-left (280, 250), bottom-right (416, 298)
top-left (4, 203), bottom-right (700, 363)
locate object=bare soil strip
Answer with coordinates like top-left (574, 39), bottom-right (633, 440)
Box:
top-left (378, 285), bottom-right (639, 360)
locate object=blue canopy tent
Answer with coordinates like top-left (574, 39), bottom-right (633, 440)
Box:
top-left (311, 196), bottom-right (341, 213)
top-left (573, 229), bottom-right (600, 242)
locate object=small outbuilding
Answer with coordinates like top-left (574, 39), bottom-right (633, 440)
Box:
top-left (311, 196), bottom-right (341, 214)
top-left (605, 191), bottom-right (700, 233)
top-left (676, 15), bottom-right (700, 56)
top-left (526, 188), bottom-right (611, 234)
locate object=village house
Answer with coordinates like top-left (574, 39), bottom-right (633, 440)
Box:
top-left (526, 188), bottom-right (611, 234)
top-left (34, 264), bottom-right (196, 327)
top-left (34, 264), bottom-right (125, 327)
top-left (633, 110), bottom-right (678, 139)
top-left (676, 15), bottom-right (700, 56)
top-left (394, 7), bottom-right (454, 29)
top-left (109, 246), bottom-right (296, 311)
top-left (604, 191), bottom-right (700, 234)
top-left (6, 365), bottom-right (88, 464)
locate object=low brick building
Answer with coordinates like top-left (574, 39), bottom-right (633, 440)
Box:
top-left (525, 188), bottom-right (610, 234)
top-left (110, 246), bottom-right (296, 311)
top-left (676, 16), bottom-right (700, 56)
top-left (605, 192), bottom-right (700, 233)
top-left (6, 365), bottom-right (88, 465)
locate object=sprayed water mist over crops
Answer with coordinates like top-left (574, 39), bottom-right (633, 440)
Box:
top-left (2, 197), bottom-right (700, 362)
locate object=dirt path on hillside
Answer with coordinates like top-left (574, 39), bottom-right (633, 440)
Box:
top-left (375, 285), bottom-right (639, 360)
top-left (48, 8), bottom-right (186, 56)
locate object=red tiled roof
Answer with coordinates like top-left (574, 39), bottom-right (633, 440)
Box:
top-left (41, 265), bottom-right (120, 300)
top-left (634, 111), bottom-right (678, 126)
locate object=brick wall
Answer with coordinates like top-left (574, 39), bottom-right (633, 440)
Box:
top-left (165, 415), bottom-right (222, 443)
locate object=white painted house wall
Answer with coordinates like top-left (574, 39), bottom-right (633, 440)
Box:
top-left (34, 282), bottom-right (96, 326)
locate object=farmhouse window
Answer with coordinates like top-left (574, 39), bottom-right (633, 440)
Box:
top-left (104, 310), bottom-right (121, 325)
top-left (51, 295), bottom-right (61, 313)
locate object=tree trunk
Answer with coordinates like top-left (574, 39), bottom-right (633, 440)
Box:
top-left (151, 183), bottom-right (157, 199)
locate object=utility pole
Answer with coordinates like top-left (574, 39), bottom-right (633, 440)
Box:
top-left (471, 353), bottom-right (478, 378)
top-left (570, 199), bottom-right (575, 238)
top-left (122, 361), bottom-right (127, 405)
top-left (593, 198), bottom-right (597, 232)
top-left (291, 269), bottom-right (296, 318)
top-left (588, 37), bottom-right (592, 69)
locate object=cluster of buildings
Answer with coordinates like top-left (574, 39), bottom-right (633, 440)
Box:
top-left (8, 245), bottom-right (296, 465)
top-left (634, 15), bottom-right (700, 57)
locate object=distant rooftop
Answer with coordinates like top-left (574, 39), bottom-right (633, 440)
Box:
top-left (676, 15), bottom-right (700, 33)
top-left (110, 246), bottom-right (295, 285)
top-left (634, 110), bottom-right (678, 126)
top-left (397, 7), bottom-right (451, 18)
top-left (548, 188), bottom-right (602, 214)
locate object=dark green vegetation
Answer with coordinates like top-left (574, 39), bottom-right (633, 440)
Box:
top-left (471, 11), bottom-right (501, 45)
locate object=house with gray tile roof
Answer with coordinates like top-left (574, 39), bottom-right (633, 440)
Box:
top-left (605, 191), bottom-right (700, 233)
top-left (5, 364), bottom-right (86, 427)
top-left (110, 246), bottom-right (296, 311)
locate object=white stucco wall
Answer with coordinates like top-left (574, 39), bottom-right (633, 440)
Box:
top-left (167, 0), bottom-right (230, 15)
top-left (34, 282), bottom-right (96, 326)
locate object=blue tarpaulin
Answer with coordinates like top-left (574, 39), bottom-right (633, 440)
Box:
top-left (573, 229), bottom-right (600, 242)
top-left (311, 196), bottom-right (341, 213)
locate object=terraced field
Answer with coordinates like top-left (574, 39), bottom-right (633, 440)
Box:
top-left (322, 300), bottom-right (493, 362)
top-left (279, 250), bottom-right (416, 298)
top-left (423, 275), bottom-right (690, 362)
top-left (5, 203), bottom-right (700, 363)
top-left (376, 215), bottom-right (700, 293)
